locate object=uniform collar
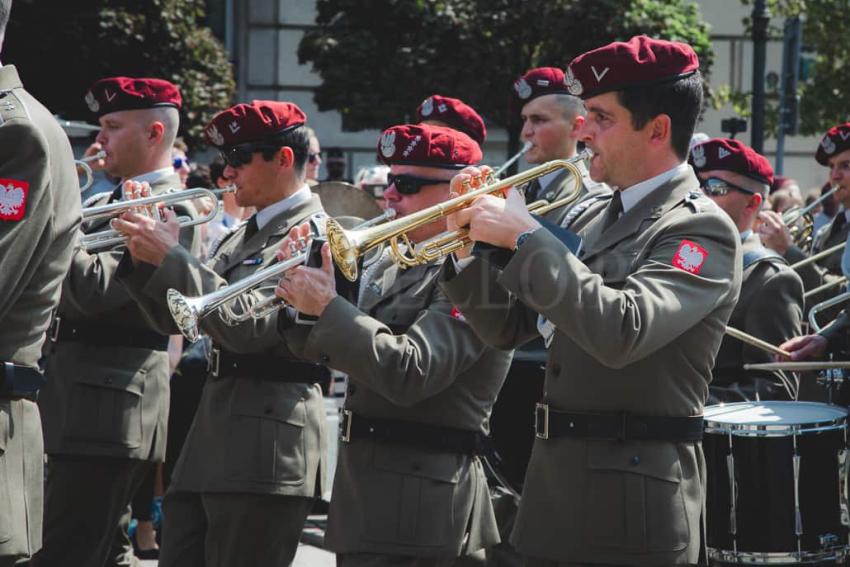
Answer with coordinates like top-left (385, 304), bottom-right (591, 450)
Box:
top-left (255, 184), bottom-right (312, 231)
top-left (619, 162), bottom-right (689, 213)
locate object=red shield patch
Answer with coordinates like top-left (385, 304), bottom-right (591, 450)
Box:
top-left (450, 307), bottom-right (466, 321)
top-left (0, 178), bottom-right (29, 221)
top-left (672, 240), bottom-right (708, 275)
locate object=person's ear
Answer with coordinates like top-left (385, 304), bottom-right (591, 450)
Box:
top-left (279, 146), bottom-right (295, 169)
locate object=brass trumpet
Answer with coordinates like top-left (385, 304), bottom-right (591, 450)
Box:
top-left (327, 149), bottom-right (592, 281)
top-left (79, 186), bottom-right (234, 251)
top-left (76, 150), bottom-right (107, 192)
top-left (782, 185), bottom-right (840, 249)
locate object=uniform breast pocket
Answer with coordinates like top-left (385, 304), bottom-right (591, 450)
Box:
top-left (364, 444), bottom-right (461, 547)
top-left (225, 380), bottom-right (308, 486)
top-left (65, 367), bottom-right (146, 449)
top-left (583, 441), bottom-right (689, 553)
top-left (0, 407), bottom-right (10, 543)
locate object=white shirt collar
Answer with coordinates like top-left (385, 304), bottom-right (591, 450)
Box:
top-left (119, 167), bottom-right (176, 200)
top-left (619, 162), bottom-right (689, 213)
top-left (255, 185), bottom-right (312, 231)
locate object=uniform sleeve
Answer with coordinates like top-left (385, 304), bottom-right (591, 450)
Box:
top-left (119, 244), bottom-right (286, 352)
top-left (499, 211), bottom-right (740, 369)
top-left (742, 268), bottom-right (804, 364)
top-left (0, 121), bottom-right (54, 322)
top-left (288, 286), bottom-right (492, 407)
top-left (439, 256), bottom-right (542, 351)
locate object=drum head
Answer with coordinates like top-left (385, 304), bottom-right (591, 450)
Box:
top-left (705, 401), bottom-right (848, 435)
top-left (312, 181), bottom-right (382, 219)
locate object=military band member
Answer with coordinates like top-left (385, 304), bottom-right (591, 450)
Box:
top-left (275, 124), bottom-right (513, 566)
top-left (416, 94), bottom-right (487, 145)
top-left (688, 138), bottom-right (803, 402)
top-left (441, 36), bottom-right (741, 565)
top-left (112, 100), bottom-right (327, 567)
top-left (33, 77), bottom-right (200, 567)
top-left (760, 122), bottom-right (850, 303)
top-left (0, 1), bottom-right (81, 563)
top-left (512, 66), bottom-right (608, 226)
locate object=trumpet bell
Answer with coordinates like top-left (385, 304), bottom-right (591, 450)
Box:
top-left (167, 289), bottom-right (203, 343)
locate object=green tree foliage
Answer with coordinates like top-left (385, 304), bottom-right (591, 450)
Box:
top-left (729, 0), bottom-right (849, 137)
top-left (299, 0), bottom-right (714, 144)
top-left (4, 0), bottom-right (235, 148)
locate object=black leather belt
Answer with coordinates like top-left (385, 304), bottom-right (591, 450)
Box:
top-left (534, 404), bottom-right (704, 442)
top-left (339, 410), bottom-right (492, 455)
top-left (0, 362), bottom-right (45, 400)
top-left (209, 347), bottom-right (329, 383)
top-left (51, 317), bottom-right (169, 351)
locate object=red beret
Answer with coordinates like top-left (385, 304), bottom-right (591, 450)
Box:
top-left (565, 35), bottom-right (699, 99)
top-left (377, 124), bottom-right (482, 169)
top-left (85, 77), bottom-right (181, 117)
top-left (689, 138), bottom-right (774, 188)
top-left (513, 67), bottom-right (570, 106)
top-left (416, 95), bottom-right (486, 145)
top-left (815, 122), bottom-right (850, 166)
top-left (204, 100), bottom-right (306, 147)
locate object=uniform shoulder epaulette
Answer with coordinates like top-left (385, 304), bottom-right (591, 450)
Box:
top-left (683, 190), bottom-right (704, 214)
top-left (0, 89), bottom-right (30, 126)
top-left (743, 247), bottom-right (786, 270)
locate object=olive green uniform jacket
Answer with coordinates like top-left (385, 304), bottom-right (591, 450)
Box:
top-left (118, 194), bottom-right (326, 497)
top-left (441, 168), bottom-right (741, 564)
top-left (283, 252), bottom-right (513, 557)
top-left (39, 171), bottom-right (199, 462)
top-left (0, 65), bottom-right (81, 559)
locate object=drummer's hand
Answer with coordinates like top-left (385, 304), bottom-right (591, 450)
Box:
top-left (275, 223), bottom-right (312, 262)
top-left (778, 334), bottom-right (828, 361)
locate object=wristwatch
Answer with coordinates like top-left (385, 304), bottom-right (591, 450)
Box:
top-left (514, 228), bottom-right (539, 250)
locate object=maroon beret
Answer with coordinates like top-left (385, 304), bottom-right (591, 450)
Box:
top-left (689, 138), bottom-right (774, 188)
top-left (565, 35), bottom-right (699, 99)
top-left (204, 100), bottom-right (306, 147)
top-left (416, 95), bottom-right (487, 145)
top-left (513, 67), bottom-right (570, 106)
top-left (377, 124), bottom-right (482, 169)
top-left (85, 77), bottom-right (181, 117)
top-left (815, 122), bottom-right (850, 166)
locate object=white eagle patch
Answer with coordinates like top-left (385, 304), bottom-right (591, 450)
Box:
top-left (565, 67), bottom-right (583, 96)
top-left (514, 78), bottom-right (532, 99)
top-left (672, 240), bottom-right (708, 275)
top-left (0, 179), bottom-right (29, 221)
top-left (822, 135), bottom-right (837, 155)
top-left (420, 97), bottom-right (434, 117)
top-left (206, 124), bottom-right (225, 146)
top-left (85, 91), bottom-right (100, 113)
top-left (691, 144), bottom-right (706, 168)
top-left (380, 130), bottom-right (397, 158)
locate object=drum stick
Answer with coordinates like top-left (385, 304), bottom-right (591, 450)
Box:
top-left (745, 361), bottom-right (850, 371)
top-left (725, 326), bottom-right (792, 359)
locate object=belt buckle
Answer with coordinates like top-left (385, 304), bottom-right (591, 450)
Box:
top-left (340, 409), bottom-right (352, 443)
top-left (535, 403), bottom-right (549, 440)
top-left (210, 348), bottom-right (221, 377)
top-left (49, 316), bottom-right (61, 343)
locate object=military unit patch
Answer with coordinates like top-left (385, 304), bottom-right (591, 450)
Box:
top-left (672, 240), bottom-right (708, 275)
top-left (0, 178), bottom-right (29, 221)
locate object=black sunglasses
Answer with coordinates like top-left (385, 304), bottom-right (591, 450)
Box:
top-left (361, 183), bottom-right (387, 199)
top-left (700, 176), bottom-right (755, 197)
top-left (220, 143), bottom-right (282, 168)
top-left (387, 173), bottom-right (449, 195)
top-left (308, 152), bottom-right (321, 164)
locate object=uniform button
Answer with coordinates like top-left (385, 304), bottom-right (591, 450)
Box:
top-left (320, 353), bottom-right (330, 363)
top-left (631, 456), bottom-right (640, 466)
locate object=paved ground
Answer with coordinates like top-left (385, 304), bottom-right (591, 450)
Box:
top-left (139, 542), bottom-right (335, 566)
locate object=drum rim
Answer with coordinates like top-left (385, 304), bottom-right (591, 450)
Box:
top-left (708, 545), bottom-right (848, 564)
top-left (704, 401), bottom-right (849, 433)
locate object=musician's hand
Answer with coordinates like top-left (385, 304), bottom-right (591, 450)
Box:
top-left (758, 210), bottom-right (792, 255)
top-left (454, 187), bottom-right (540, 250)
top-left (447, 166), bottom-right (491, 260)
top-left (112, 208), bottom-right (180, 266)
top-left (276, 223), bottom-right (312, 262)
top-left (778, 334), bottom-right (828, 361)
top-left (275, 243), bottom-right (337, 317)
top-left (80, 142), bottom-right (106, 173)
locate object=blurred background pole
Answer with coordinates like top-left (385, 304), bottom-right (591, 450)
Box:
top-left (751, 0), bottom-right (770, 154)
top-left (775, 15), bottom-right (802, 175)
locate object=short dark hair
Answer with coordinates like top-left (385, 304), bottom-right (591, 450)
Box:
top-left (259, 125), bottom-right (310, 176)
top-left (0, 0), bottom-right (12, 45)
top-left (616, 71), bottom-right (703, 161)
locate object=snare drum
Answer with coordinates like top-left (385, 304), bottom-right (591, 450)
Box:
top-left (704, 401), bottom-right (850, 564)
